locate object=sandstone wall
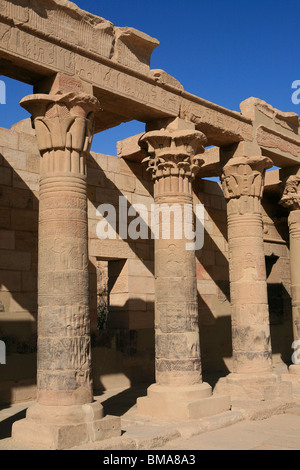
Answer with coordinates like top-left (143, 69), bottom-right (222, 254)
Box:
top-left (0, 122), bottom-right (293, 403)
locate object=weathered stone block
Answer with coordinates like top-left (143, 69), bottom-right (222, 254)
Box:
top-left (0, 229), bottom-right (15, 249)
top-left (0, 167), bottom-right (12, 186)
top-left (2, 148), bottom-right (27, 171)
top-left (0, 249), bottom-right (31, 271)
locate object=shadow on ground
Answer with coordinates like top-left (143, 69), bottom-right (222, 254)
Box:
top-left (100, 384), bottom-right (150, 417)
top-left (0, 409), bottom-right (27, 440)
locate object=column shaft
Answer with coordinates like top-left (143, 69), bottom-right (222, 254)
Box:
top-left (227, 201), bottom-right (272, 374)
top-left (26, 93), bottom-right (97, 406)
top-left (38, 173), bottom-right (92, 405)
top-left (280, 175), bottom-right (300, 375)
top-left (221, 156), bottom-right (273, 375)
top-left (136, 125), bottom-right (231, 419)
top-left (12, 90), bottom-right (121, 448)
top-left (289, 211), bottom-right (300, 345)
top-left (154, 184), bottom-right (201, 387)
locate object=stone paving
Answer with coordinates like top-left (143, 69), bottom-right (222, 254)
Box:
top-left (0, 384), bottom-right (300, 450)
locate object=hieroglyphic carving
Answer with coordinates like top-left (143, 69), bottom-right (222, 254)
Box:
top-left (257, 126), bottom-right (300, 158)
top-left (0, 0), bottom-right (159, 73)
top-left (0, 0), bottom-right (29, 23)
top-left (180, 96), bottom-right (253, 144)
top-left (221, 155), bottom-right (273, 375)
top-left (156, 332), bottom-right (200, 358)
top-left (21, 90), bottom-right (99, 407)
top-left (75, 57), bottom-right (181, 116)
top-left (0, 22), bottom-right (74, 73)
top-left (139, 126), bottom-right (205, 387)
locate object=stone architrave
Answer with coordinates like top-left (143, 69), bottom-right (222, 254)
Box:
top-left (12, 92), bottom-right (120, 449)
top-left (219, 155), bottom-right (292, 400)
top-left (280, 174), bottom-right (300, 379)
top-left (136, 121), bottom-right (230, 420)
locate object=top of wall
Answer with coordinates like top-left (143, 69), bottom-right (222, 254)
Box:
top-left (1, 1), bottom-right (300, 167)
top-left (0, 0), bottom-right (159, 75)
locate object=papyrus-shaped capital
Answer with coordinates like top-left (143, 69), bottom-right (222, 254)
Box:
top-left (20, 92), bottom-right (100, 177)
top-left (221, 156), bottom-right (272, 201)
top-left (280, 175), bottom-right (300, 211)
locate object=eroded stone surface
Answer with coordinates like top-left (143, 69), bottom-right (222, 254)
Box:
top-left (280, 173), bottom-right (300, 378)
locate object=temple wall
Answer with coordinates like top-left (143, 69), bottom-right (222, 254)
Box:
top-left (0, 122), bottom-right (293, 404)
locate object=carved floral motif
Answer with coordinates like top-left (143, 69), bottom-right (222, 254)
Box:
top-left (221, 156), bottom-right (272, 201)
top-left (280, 175), bottom-right (300, 211)
top-left (139, 129), bottom-right (206, 182)
top-left (20, 92), bottom-right (100, 176)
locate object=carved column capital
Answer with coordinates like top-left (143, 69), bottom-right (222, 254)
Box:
top-left (221, 156), bottom-right (273, 201)
top-left (280, 175), bottom-right (300, 211)
top-left (139, 129), bottom-right (206, 200)
top-left (20, 92), bottom-right (100, 177)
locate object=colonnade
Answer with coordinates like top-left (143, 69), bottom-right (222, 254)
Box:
top-left (11, 82), bottom-right (296, 447)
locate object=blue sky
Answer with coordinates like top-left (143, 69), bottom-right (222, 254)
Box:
top-left (0, 0), bottom-right (299, 156)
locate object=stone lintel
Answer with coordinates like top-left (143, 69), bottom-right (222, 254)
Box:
top-left (150, 70), bottom-right (184, 91)
top-left (280, 164), bottom-right (300, 181)
top-left (220, 141), bottom-right (262, 164)
top-left (241, 97), bottom-right (299, 130)
top-left (240, 98), bottom-right (300, 167)
top-left (264, 168), bottom-right (282, 196)
top-left (145, 116), bottom-right (195, 132)
top-left (197, 146), bottom-right (220, 178)
top-left (117, 133), bottom-right (145, 162)
top-left (113, 27), bottom-right (160, 74)
top-left (0, 15), bottom-right (254, 146)
top-left (34, 73), bottom-right (94, 95)
top-left (117, 119), bottom-right (197, 163)
top-left (0, 0), bottom-right (158, 74)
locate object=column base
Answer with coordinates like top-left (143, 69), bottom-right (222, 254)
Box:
top-left (12, 401), bottom-right (121, 450)
top-left (281, 364), bottom-right (300, 384)
top-left (137, 383), bottom-right (231, 421)
top-left (215, 372), bottom-right (293, 401)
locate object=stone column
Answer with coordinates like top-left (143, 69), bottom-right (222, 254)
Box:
top-left (136, 120), bottom-right (230, 420)
top-left (280, 174), bottom-right (300, 379)
top-left (219, 155), bottom-right (291, 400)
top-left (12, 92), bottom-right (120, 449)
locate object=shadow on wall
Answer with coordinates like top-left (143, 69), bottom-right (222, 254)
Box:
top-left (265, 255), bottom-right (294, 367)
top-left (0, 145), bottom-right (295, 407)
top-left (193, 178), bottom-right (232, 383)
top-left (86, 153), bottom-right (233, 389)
top-left (0, 150), bottom-right (157, 406)
top-left (0, 155), bottom-right (38, 406)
